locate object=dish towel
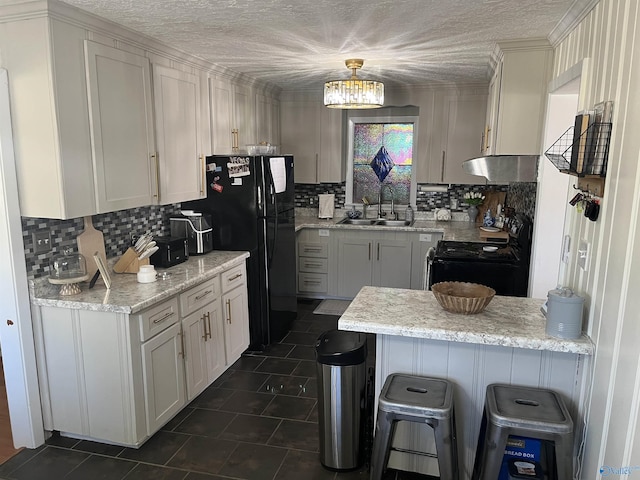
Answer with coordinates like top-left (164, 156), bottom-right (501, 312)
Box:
top-left (318, 194), bottom-right (335, 219)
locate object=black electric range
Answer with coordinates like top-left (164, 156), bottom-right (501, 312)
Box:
top-left (429, 214), bottom-right (532, 296)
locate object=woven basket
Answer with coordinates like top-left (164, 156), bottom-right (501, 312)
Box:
top-left (431, 282), bottom-right (496, 315)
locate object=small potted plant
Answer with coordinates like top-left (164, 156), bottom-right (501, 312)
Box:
top-left (463, 192), bottom-right (485, 223)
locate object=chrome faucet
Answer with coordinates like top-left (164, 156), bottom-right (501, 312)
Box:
top-left (378, 184), bottom-right (397, 219)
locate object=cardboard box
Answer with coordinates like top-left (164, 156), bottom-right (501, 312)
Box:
top-left (498, 436), bottom-right (543, 480)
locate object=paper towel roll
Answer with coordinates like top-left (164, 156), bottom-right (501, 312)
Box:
top-left (318, 194), bottom-right (335, 219)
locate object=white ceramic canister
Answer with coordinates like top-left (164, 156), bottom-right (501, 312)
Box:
top-left (137, 264), bottom-right (157, 283)
top-left (544, 287), bottom-right (584, 339)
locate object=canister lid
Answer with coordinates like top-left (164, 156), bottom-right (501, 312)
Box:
top-left (315, 330), bottom-right (367, 366)
top-left (547, 287), bottom-right (585, 304)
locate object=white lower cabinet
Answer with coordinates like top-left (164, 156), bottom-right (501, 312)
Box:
top-left (181, 300), bottom-right (225, 401)
top-left (141, 322), bottom-right (186, 435)
top-left (336, 231), bottom-right (413, 298)
top-left (221, 265), bottom-right (250, 364)
top-left (296, 228), bottom-right (443, 299)
top-left (33, 261), bottom-right (250, 447)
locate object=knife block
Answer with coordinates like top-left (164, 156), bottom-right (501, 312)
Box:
top-left (113, 247), bottom-right (150, 273)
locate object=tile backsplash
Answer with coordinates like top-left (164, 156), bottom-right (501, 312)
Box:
top-left (23, 182), bottom-right (537, 279)
top-left (294, 182), bottom-right (536, 217)
top-left (22, 204), bottom-right (182, 279)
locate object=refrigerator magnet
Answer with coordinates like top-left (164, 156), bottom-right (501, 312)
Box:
top-left (232, 178), bottom-right (243, 186)
top-left (206, 162), bottom-right (217, 172)
top-left (227, 157), bottom-right (250, 177)
top-left (211, 182), bottom-right (223, 193)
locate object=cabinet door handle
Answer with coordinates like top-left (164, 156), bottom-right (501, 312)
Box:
top-left (202, 312), bottom-right (211, 341)
top-left (226, 299), bottom-right (232, 324)
top-left (152, 152), bottom-right (160, 198)
top-left (377, 243), bottom-right (380, 261)
top-left (484, 126), bottom-right (491, 152)
top-left (178, 330), bottom-right (185, 358)
top-left (153, 311), bottom-right (174, 324)
top-left (441, 151), bottom-right (445, 183)
top-left (195, 290), bottom-right (213, 301)
top-left (200, 154), bottom-right (205, 195)
top-left (368, 242), bottom-right (371, 261)
top-left (228, 273), bottom-right (243, 281)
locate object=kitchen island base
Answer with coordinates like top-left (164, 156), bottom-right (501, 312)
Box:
top-left (373, 336), bottom-right (586, 478)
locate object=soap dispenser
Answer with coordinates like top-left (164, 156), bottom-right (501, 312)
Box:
top-left (405, 205), bottom-right (414, 222)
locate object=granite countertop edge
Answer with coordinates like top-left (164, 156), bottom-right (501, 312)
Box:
top-left (338, 286), bottom-right (595, 355)
top-left (30, 251), bottom-right (250, 314)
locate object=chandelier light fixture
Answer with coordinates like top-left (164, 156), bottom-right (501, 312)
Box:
top-left (324, 59), bottom-right (384, 109)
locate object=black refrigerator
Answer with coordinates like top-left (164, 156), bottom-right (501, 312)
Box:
top-left (183, 154), bottom-right (297, 350)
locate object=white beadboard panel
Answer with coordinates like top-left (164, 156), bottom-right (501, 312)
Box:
top-left (551, 0), bottom-right (640, 474)
top-left (376, 335), bottom-right (583, 479)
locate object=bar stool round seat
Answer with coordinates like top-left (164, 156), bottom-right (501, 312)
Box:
top-left (472, 383), bottom-right (574, 480)
top-left (370, 374), bottom-right (458, 480)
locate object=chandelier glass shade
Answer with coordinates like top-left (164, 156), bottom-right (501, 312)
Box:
top-left (324, 59), bottom-right (384, 109)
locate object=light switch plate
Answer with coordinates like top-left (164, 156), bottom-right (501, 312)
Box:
top-left (419, 233), bottom-right (433, 242)
top-left (578, 239), bottom-right (589, 271)
top-left (33, 231), bottom-right (52, 254)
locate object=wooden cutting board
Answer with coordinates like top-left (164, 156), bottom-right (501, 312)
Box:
top-left (77, 216), bottom-right (106, 276)
top-left (476, 191), bottom-right (507, 225)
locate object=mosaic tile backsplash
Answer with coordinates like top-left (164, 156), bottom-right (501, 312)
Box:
top-left (293, 182), bottom-right (535, 218)
top-left (22, 204), bottom-right (182, 279)
top-left (22, 182), bottom-right (536, 279)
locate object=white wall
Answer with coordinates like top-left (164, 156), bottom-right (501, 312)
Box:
top-left (552, 0), bottom-right (640, 474)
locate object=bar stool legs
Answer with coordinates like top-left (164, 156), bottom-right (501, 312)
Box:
top-left (370, 374), bottom-right (458, 480)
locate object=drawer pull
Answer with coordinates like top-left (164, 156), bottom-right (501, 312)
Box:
top-left (304, 262), bottom-right (323, 268)
top-left (195, 290), bottom-right (213, 301)
top-left (304, 248), bottom-right (322, 253)
top-left (227, 273), bottom-right (243, 281)
top-left (226, 299), bottom-right (232, 324)
top-left (304, 280), bottom-right (322, 285)
top-left (152, 311), bottom-right (174, 324)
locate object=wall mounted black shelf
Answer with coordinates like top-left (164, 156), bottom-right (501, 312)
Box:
top-left (545, 121), bottom-right (611, 197)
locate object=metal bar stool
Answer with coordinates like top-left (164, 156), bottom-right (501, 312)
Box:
top-left (370, 374), bottom-right (458, 480)
top-left (472, 383), bottom-right (574, 480)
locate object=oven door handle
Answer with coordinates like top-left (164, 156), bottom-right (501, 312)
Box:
top-left (423, 247), bottom-right (436, 291)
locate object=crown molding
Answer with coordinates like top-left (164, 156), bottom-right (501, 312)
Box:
top-left (548, 0), bottom-right (600, 46)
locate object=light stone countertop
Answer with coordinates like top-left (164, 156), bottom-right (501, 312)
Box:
top-left (295, 209), bottom-right (482, 242)
top-left (30, 250), bottom-right (250, 314)
top-left (339, 286), bottom-right (594, 355)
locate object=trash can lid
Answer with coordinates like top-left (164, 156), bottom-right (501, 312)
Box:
top-left (315, 330), bottom-right (367, 366)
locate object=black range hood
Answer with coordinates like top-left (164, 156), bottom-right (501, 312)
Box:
top-left (462, 155), bottom-right (539, 182)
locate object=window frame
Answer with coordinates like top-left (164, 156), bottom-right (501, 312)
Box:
top-left (345, 115), bottom-right (419, 208)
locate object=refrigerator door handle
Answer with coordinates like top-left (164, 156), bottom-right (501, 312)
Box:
top-left (257, 185), bottom-right (263, 213)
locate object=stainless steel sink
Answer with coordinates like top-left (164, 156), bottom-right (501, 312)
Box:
top-left (337, 218), bottom-right (414, 227)
top-left (374, 219), bottom-right (414, 227)
top-left (337, 218), bottom-right (378, 225)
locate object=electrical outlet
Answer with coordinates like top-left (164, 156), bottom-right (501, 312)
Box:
top-left (33, 231), bottom-right (52, 254)
top-left (578, 239), bottom-right (589, 271)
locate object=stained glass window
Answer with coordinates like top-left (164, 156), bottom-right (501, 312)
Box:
top-left (352, 122), bottom-right (414, 205)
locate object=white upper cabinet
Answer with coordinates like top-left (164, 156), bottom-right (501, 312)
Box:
top-left (439, 93), bottom-right (488, 184)
top-left (482, 40), bottom-right (553, 155)
top-left (152, 64), bottom-right (205, 204)
top-left (0, 15), bottom-right (96, 219)
top-left (210, 78), bottom-right (234, 154)
top-left (210, 78), bottom-right (266, 154)
top-left (280, 94), bottom-right (343, 184)
top-left (85, 41), bottom-right (157, 212)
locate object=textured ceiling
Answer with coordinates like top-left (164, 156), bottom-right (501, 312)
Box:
top-left (59, 0), bottom-right (586, 90)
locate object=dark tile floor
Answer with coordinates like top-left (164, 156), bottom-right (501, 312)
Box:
top-left (0, 299), bottom-right (421, 480)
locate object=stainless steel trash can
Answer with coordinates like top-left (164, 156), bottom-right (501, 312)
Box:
top-left (315, 329), bottom-right (367, 471)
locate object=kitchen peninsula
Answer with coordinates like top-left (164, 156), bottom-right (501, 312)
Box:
top-left (339, 286), bottom-right (593, 478)
top-left (29, 251), bottom-right (250, 448)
